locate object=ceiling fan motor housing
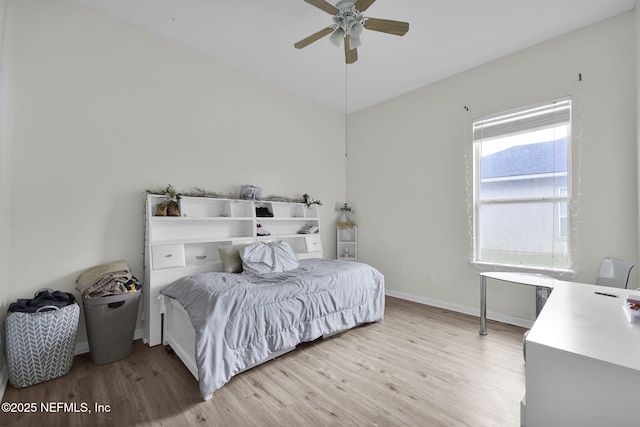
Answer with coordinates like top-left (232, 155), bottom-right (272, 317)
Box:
top-left (331, 1), bottom-right (365, 47)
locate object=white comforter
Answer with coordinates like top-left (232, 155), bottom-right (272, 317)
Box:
top-left (160, 258), bottom-right (385, 400)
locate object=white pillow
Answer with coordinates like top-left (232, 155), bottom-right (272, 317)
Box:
top-left (240, 241), bottom-right (299, 275)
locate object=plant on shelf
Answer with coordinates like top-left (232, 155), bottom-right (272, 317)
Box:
top-left (163, 184), bottom-right (181, 201)
top-left (303, 193), bottom-right (322, 208)
top-left (335, 202), bottom-right (357, 229)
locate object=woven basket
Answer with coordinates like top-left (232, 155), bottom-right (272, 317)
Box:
top-left (5, 303), bottom-right (79, 388)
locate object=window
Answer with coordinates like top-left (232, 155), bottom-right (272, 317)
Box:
top-left (473, 98), bottom-right (571, 271)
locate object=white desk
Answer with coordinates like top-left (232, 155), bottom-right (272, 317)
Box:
top-left (524, 280), bottom-right (640, 426)
top-left (478, 272), bottom-right (555, 335)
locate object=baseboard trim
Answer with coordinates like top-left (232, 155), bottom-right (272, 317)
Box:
top-left (385, 289), bottom-right (534, 329)
top-left (74, 340), bottom-right (90, 355)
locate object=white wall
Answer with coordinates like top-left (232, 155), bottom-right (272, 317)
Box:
top-left (347, 11), bottom-right (638, 324)
top-left (1, 0), bottom-right (345, 344)
top-left (0, 0), bottom-right (10, 383)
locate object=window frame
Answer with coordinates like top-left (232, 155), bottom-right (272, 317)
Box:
top-left (472, 97), bottom-right (573, 272)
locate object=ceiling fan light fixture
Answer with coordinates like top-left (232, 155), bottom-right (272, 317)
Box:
top-left (347, 35), bottom-right (361, 50)
top-left (348, 21), bottom-right (363, 38)
top-left (329, 27), bottom-right (344, 46)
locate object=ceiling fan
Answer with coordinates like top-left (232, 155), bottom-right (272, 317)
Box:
top-left (294, 0), bottom-right (409, 64)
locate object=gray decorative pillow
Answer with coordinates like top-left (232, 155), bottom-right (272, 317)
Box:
top-left (218, 244), bottom-right (246, 273)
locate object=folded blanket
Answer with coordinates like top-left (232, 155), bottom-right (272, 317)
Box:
top-left (83, 272), bottom-right (131, 297)
top-left (76, 260), bottom-right (131, 296)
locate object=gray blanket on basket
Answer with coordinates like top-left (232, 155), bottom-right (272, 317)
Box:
top-left (160, 258), bottom-right (385, 400)
top-left (76, 260), bottom-right (131, 297)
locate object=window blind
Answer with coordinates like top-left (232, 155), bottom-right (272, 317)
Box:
top-left (473, 98), bottom-right (571, 141)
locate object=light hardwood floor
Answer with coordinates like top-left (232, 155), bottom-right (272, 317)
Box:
top-left (1, 297), bottom-right (526, 426)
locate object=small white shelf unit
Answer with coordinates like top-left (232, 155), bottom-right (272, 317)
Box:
top-left (337, 226), bottom-right (357, 261)
top-left (143, 194), bottom-right (323, 346)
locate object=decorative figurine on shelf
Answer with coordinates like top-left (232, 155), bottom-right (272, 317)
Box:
top-left (343, 247), bottom-right (350, 258)
top-left (156, 203), bottom-right (168, 216)
top-left (336, 202), bottom-right (357, 229)
top-left (162, 184), bottom-right (181, 217)
top-left (167, 202), bottom-right (180, 217)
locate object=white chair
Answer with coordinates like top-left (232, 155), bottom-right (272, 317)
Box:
top-left (595, 257), bottom-right (634, 289)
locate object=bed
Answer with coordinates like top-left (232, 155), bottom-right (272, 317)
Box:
top-left (159, 254), bottom-right (385, 400)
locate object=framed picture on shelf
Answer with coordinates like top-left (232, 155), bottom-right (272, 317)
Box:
top-left (240, 185), bottom-right (262, 200)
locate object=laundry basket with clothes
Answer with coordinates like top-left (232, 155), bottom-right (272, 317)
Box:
top-left (5, 290), bottom-right (79, 388)
top-left (76, 260), bottom-right (142, 364)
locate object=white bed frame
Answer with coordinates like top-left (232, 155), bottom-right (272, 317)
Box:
top-left (161, 297), bottom-right (198, 378)
top-left (143, 194), bottom-right (324, 379)
top-left (162, 296), bottom-right (294, 381)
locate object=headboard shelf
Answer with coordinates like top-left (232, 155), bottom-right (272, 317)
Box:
top-left (143, 194), bottom-right (324, 346)
top-left (151, 216), bottom-right (254, 221)
top-left (151, 237), bottom-right (256, 246)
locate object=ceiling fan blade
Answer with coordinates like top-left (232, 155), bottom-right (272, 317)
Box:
top-left (354, 0), bottom-right (377, 12)
top-left (344, 35), bottom-right (358, 64)
top-left (294, 26), bottom-right (335, 49)
top-left (303, 0), bottom-right (340, 15)
top-left (363, 17), bottom-right (409, 36)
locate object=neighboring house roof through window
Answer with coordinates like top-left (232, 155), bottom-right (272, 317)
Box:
top-left (481, 137), bottom-right (568, 179)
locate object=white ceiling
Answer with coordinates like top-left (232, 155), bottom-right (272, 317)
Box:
top-left (71, 0), bottom-right (636, 113)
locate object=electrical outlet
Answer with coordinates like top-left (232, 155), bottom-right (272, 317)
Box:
top-left (427, 272), bottom-right (434, 283)
top-left (401, 268), bottom-right (407, 277)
